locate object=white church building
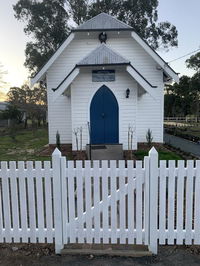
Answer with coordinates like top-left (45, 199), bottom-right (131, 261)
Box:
top-left (31, 13), bottom-right (179, 151)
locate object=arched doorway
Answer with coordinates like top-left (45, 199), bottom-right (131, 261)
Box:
top-left (90, 85), bottom-right (119, 144)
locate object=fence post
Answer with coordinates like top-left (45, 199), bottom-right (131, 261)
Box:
top-left (52, 148), bottom-right (63, 254)
top-left (148, 147), bottom-right (158, 254)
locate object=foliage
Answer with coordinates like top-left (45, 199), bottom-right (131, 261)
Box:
top-left (146, 129), bottom-right (153, 146)
top-left (87, 0), bottom-right (178, 50)
top-left (189, 72), bottom-right (200, 116)
top-left (13, 0), bottom-right (70, 74)
top-left (186, 52), bottom-right (200, 72)
top-left (165, 74), bottom-right (200, 117)
top-left (1, 105), bottom-right (23, 123)
top-left (67, 0), bottom-right (89, 25)
top-left (7, 83), bottom-right (47, 127)
top-left (13, 0), bottom-right (178, 74)
top-left (165, 76), bottom-right (192, 117)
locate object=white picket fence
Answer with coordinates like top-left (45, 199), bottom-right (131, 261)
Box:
top-left (0, 161), bottom-right (55, 244)
top-left (0, 147), bottom-right (200, 255)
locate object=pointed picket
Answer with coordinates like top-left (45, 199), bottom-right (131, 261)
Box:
top-left (18, 161), bottom-right (28, 242)
top-left (176, 160), bottom-right (185, 244)
top-left (76, 161), bottom-right (84, 243)
top-left (10, 161), bottom-right (20, 242)
top-left (194, 160), bottom-right (200, 244)
top-left (93, 161), bottom-right (101, 243)
top-left (27, 161), bottom-right (37, 243)
top-left (185, 160), bottom-right (194, 245)
top-left (67, 161), bottom-right (76, 243)
top-left (110, 160), bottom-right (117, 244)
top-left (85, 160), bottom-right (92, 243)
top-left (136, 161), bottom-right (143, 244)
top-left (102, 160), bottom-right (109, 243)
top-left (168, 160), bottom-right (176, 245)
top-left (119, 160), bottom-right (126, 244)
top-left (159, 160), bottom-right (167, 244)
top-left (1, 161), bottom-right (12, 243)
top-left (127, 160), bottom-right (135, 244)
top-left (44, 161), bottom-right (53, 243)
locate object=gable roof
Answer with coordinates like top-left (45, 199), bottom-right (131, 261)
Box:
top-left (30, 13), bottom-right (179, 87)
top-left (73, 13), bottom-right (133, 31)
top-left (77, 44), bottom-right (130, 66)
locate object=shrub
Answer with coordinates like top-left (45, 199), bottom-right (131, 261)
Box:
top-left (146, 129), bottom-right (153, 146)
top-left (56, 131), bottom-right (61, 151)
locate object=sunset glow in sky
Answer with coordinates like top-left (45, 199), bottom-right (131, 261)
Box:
top-left (0, 0), bottom-right (200, 101)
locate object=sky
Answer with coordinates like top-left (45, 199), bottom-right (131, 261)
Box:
top-left (0, 0), bottom-right (200, 100)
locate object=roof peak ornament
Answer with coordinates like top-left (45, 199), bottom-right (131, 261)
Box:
top-left (99, 32), bottom-right (107, 43)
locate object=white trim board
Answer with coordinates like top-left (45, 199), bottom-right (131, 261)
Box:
top-left (131, 32), bottom-right (179, 83)
top-left (53, 68), bottom-right (80, 102)
top-left (126, 66), bottom-right (157, 100)
top-left (30, 33), bottom-right (75, 87)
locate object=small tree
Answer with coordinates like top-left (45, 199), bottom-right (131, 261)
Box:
top-left (146, 129), bottom-right (153, 147)
top-left (73, 128), bottom-right (79, 151)
top-left (56, 131), bottom-right (61, 151)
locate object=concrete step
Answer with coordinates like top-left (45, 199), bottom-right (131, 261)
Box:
top-left (86, 144), bottom-right (124, 160)
top-left (61, 244), bottom-right (152, 257)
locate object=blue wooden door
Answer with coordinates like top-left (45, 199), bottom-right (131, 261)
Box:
top-left (90, 85), bottom-right (119, 144)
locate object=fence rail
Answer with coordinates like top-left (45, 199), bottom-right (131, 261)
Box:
top-left (0, 148), bottom-right (200, 255)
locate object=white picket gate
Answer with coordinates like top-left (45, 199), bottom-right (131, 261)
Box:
top-left (0, 147), bottom-right (200, 255)
top-left (60, 158), bottom-right (149, 246)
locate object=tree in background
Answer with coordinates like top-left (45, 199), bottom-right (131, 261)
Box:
top-left (7, 83), bottom-right (47, 128)
top-left (1, 105), bottom-right (23, 124)
top-left (165, 51), bottom-right (200, 118)
top-left (186, 51), bottom-right (200, 117)
top-left (189, 72), bottom-right (200, 117)
top-left (186, 52), bottom-right (200, 72)
top-left (164, 76), bottom-right (192, 117)
top-left (13, 0), bottom-right (178, 75)
top-left (67, 0), bottom-right (89, 25)
top-left (86, 0), bottom-right (178, 50)
top-left (13, 0), bottom-right (70, 74)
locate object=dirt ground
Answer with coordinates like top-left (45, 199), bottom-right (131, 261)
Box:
top-left (0, 244), bottom-right (200, 266)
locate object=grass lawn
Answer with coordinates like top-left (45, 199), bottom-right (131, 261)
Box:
top-left (0, 127), bottom-right (182, 161)
top-left (134, 150), bottom-right (182, 160)
top-left (0, 128), bottom-right (50, 161)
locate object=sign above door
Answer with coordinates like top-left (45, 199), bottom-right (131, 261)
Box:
top-left (92, 70), bottom-right (115, 82)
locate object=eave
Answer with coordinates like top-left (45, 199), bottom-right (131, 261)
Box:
top-left (131, 32), bottom-right (179, 83)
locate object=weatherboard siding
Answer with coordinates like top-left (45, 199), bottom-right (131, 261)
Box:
top-left (47, 34), bottom-right (164, 147)
top-left (47, 73), bottom-right (72, 144)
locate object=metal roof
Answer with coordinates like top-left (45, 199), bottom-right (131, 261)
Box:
top-left (77, 44), bottom-right (130, 66)
top-left (74, 13), bottom-right (132, 31)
